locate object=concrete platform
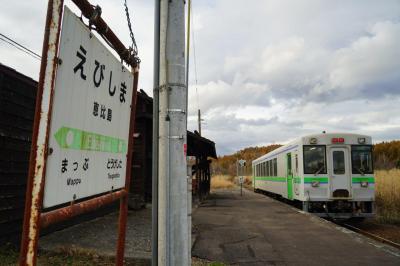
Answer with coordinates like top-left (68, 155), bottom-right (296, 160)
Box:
top-left (192, 188), bottom-right (400, 266)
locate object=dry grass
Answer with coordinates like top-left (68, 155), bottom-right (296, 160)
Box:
top-left (211, 175), bottom-right (235, 190)
top-left (243, 176), bottom-right (253, 186)
top-left (0, 244), bottom-right (116, 266)
top-left (375, 169), bottom-right (400, 224)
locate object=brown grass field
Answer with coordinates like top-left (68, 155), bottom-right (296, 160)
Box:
top-left (210, 175), bottom-right (235, 190)
top-left (375, 169), bottom-right (400, 224)
top-left (211, 170), bottom-right (400, 224)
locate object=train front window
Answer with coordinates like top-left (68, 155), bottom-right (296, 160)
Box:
top-left (352, 145), bottom-right (373, 174)
top-left (303, 145), bottom-right (327, 174)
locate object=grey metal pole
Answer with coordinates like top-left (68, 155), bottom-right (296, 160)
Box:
top-left (185, 0), bottom-right (192, 263)
top-left (198, 109), bottom-right (201, 136)
top-left (236, 158), bottom-right (238, 179)
top-left (152, 0), bottom-right (160, 265)
top-left (158, 0), bottom-right (188, 265)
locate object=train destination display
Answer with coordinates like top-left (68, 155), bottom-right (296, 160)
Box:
top-left (43, 7), bottom-right (134, 208)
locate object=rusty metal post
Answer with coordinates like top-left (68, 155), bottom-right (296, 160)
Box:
top-left (115, 68), bottom-right (140, 265)
top-left (40, 190), bottom-right (126, 228)
top-left (72, 0), bottom-right (138, 66)
top-left (19, 0), bottom-right (64, 265)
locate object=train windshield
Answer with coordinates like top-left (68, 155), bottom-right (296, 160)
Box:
top-left (351, 145), bottom-right (373, 174)
top-left (303, 145), bottom-right (327, 174)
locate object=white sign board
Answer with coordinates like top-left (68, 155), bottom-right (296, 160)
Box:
top-left (238, 159), bottom-right (246, 167)
top-left (43, 7), bottom-right (134, 208)
top-left (239, 176), bottom-right (244, 184)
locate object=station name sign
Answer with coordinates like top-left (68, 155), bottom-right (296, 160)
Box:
top-left (43, 7), bottom-right (134, 208)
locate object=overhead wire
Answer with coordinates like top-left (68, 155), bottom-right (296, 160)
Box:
top-left (0, 32), bottom-right (41, 60)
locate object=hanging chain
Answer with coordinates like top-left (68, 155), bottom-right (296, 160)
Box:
top-left (124, 0), bottom-right (138, 56)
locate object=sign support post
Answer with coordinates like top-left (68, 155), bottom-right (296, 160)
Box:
top-left (19, 0), bottom-right (64, 264)
top-left (116, 68), bottom-right (139, 265)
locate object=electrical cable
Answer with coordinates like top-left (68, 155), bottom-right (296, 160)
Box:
top-left (190, 2), bottom-right (200, 111)
top-left (0, 33), bottom-right (41, 60)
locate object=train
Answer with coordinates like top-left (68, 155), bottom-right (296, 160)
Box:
top-left (252, 132), bottom-right (375, 219)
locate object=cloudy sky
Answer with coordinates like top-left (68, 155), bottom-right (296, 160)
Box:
top-left (1, 0), bottom-right (399, 155)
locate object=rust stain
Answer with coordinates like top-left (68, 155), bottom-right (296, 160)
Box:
top-left (40, 190), bottom-right (126, 228)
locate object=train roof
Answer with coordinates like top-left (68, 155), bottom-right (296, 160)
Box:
top-left (252, 132), bottom-right (372, 164)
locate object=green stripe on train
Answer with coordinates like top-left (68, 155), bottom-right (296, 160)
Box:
top-left (254, 176), bottom-right (286, 182)
top-left (352, 177), bottom-right (374, 183)
top-left (304, 177), bottom-right (329, 183)
top-left (254, 176), bottom-right (375, 183)
top-left (294, 177), bottom-right (301, 184)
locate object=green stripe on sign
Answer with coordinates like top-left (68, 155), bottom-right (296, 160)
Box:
top-left (304, 177), bottom-right (329, 183)
top-left (352, 177), bottom-right (375, 183)
top-left (54, 126), bottom-right (127, 154)
top-left (255, 176), bottom-right (286, 182)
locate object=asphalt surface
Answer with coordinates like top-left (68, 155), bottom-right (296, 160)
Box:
top-left (192, 187), bottom-right (400, 266)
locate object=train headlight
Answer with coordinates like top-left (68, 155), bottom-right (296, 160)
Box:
top-left (361, 181), bottom-right (369, 188)
top-left (358, 138), bottom-right (366, 144)
top-left (310, 138), bottom-right (318, 144)
top-left (312, 181), bottom-right (320, 187)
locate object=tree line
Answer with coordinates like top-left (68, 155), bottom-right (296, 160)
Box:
top-left (212, 140), bottom-right (400, 176)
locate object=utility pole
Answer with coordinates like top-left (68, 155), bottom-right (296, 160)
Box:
top-left (185, 0), bottom-right (192, 264)
top-left (238, 159), bottom-right (246, 196)
top-left (198, 109), bottom-right (201, 136)
top-left (152, 0), bottom-right (160, 264)
top-left (158, 0), bottom-right (188, 265)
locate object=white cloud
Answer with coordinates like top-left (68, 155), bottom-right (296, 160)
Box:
top-left (1, 1), bottom-right (399, 155)
top-left (330, 21), bottom-right (400, 95)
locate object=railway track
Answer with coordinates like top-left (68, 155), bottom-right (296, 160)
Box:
top-left (338, 222), bottom-right (400, 250)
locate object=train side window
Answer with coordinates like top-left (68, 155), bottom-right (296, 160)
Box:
top-left (295, 154), bottom-right (298, 174)
top-left (271, 160), bottom-right (274, 176)
top-left (260, 162), bottom-right (263, 176)
top-left (264, 162), bottom-right (267, 176)
top-left (303, 145), bottom-right (327, 174)
top-left (270, 160), bottom-right (273, 176)
top-left (267, 161), bottom-right (270, 176)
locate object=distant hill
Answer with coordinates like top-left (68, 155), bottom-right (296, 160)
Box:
top-left (374, 140), bottom-right (400, 169)
top-left (212, 141), bottom-right (400, 176)
top-left (212, 144), bottom-right (281, 176)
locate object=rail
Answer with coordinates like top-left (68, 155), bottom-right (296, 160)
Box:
top-left (340, 222), bottom-right (400, 250)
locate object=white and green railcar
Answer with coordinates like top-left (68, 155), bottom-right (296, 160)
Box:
top-left (252, 133), bottom-right (375, 219)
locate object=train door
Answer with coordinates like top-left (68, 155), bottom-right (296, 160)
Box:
top-left (294, 153), bottom-right (300, 196)
top-left (286, 153), bottom-right (293, 199)
top-left (329, 147), bottom-right (351, 198)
